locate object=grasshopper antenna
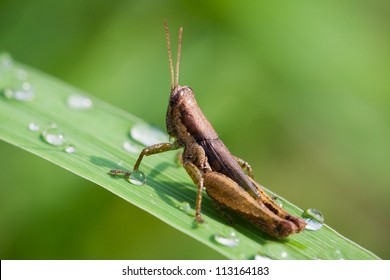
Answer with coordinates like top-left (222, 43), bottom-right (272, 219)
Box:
top-left (164, 20), bottom-right (175, 89)
top-left (175, 27), bottom-right (183, 87)
top-left (164, 20), bottom-right (183, 88)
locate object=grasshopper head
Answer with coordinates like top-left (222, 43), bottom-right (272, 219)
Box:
top-left (166, 85), bottom-right (195, 138)
top-left (169, 85), bottom-right (194, 104)
top-left (163, 23), bottom-right (209, 143)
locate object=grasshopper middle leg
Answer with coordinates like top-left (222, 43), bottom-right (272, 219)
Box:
top-left (234, 156), bottom-right (254, 178)
top-left (183, 161), bottom-right (206, 223)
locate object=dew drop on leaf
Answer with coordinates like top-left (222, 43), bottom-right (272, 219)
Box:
top-left (27, 122), bottom-right (40, 132)
top-left (41, 124), bottom-right (66, 146)
top-left (130, 123), bottom-right (169, 146)
top-left (64, 144), bottom-right (76, 154)
top-left (66, 95), bottom-right (93, 110)
top-left (129, 170), bottom-right (146, 186)
top-left (0, 52), bottom-right (13, 69)
top-left (302, 208), bottom-right (324, 231)
top-left (3, 82), bottom-right (35, 101)
top-left (254, 254), bottom-right (272, 260)
top-left (317, 249), bottom-right (345, 260)
top-left (214, 228), bottom-right (240, 247)
top-left (122, 140), bottom-right (141, 154)
top-left (178, 201), bottom-right (191, 213)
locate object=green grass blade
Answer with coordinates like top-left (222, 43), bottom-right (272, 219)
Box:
top-left (0, 61), bottom-right (379, 260)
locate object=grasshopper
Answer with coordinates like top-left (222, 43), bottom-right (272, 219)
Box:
top-left (111, 21), bottom-right (306, 238)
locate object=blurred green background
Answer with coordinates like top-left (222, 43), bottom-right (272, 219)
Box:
top-left (0, 0), bottom-right (389, 259)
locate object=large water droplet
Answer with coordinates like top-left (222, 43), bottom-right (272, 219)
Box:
top-left (178, 201), bottom-right (191, 213)
top-left (64, 144), bottom-right (76, 154)
top-left (27, 122), bottom-right (40, 132)
top-left (129, 170), bottom-right (146, 186)
top-left (302, 208), bottom-right (324, 231)
top-left (41, 124), bottom-right (66, 146)
top-left (3, 82), bottom-right (35, 101)
top-left (67, 95), bottom-right (93, 110)
top-left (122, 140), bottom-right (141, 154)
top-left (214, 228), bottom-right (240, 247)
top-left (130, 123), bottom-right (169, 146)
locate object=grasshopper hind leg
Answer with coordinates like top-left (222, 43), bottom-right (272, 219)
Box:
top-left (204, 172), bottom-right (305, 238)
top-left (249, 177), bottom-right (307, 233)
top-left (210, 199), bottom-right (234, 225)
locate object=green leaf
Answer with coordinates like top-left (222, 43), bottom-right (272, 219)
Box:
top-left (0, 59), bottom-right (379, 260)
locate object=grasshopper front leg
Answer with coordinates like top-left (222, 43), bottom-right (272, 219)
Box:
top-left (133, 142), bottom-right (180, 171)
top-left (110, 142), bottom-right (180, 176)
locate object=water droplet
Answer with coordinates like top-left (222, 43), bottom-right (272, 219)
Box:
top-left (302, 208), bottom-right (324, 231)
top-left (178, 201), bottom-right (191, 212)
top-left (41, 124), bottom-right (66, 146)
top-left (66, 95), bottom-right (93, 110)
top-left (27, 122), bottom-right (40, 132)
top-left (64, 144), bottom-right (76, 154)
top-left (254, 254), bottom-right (272, 260)
top-left (3, 82), bottom-right (35, 101)
top-left (260, 243), bottom-right (293, 260)
top-left (330, 249), bottom-right (344, 260)
top-left (317, 249), bottom-right (344, 260)
top-left (0, 55), bottom-right (34, 101)
top-left (129, 170), bottom-right (146, 186)
top-left (130, 123), bottom-right (169, 146)
top-left (122, 140), bottom-right (141, 154)
top-left (0, 52), bottom-right (13, 69)
top-left (214, 228), bottom-right (240, 247)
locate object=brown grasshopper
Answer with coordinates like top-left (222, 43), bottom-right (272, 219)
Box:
top-left (111, 21), bottom-right (306, 238)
